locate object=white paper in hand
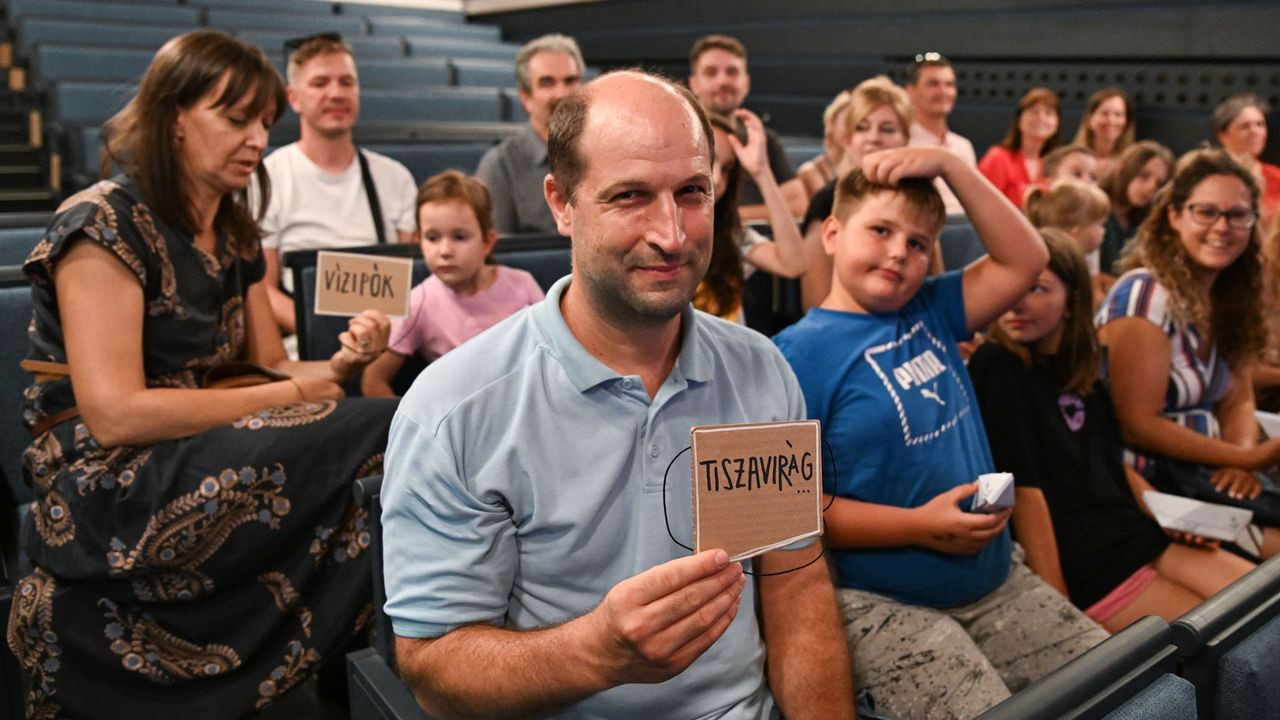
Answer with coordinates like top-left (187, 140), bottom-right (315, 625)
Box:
top-left (1143, 490), bottom-right (1254, 542)
top-left (1256, 410), bottom-right (1280, 439)
top-left (971, 472), bottom-right (1014, 513)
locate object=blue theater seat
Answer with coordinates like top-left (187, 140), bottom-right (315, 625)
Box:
top-left (31, 45), bottom-right (154, 84)
top-left (405, 36), bottom-right (519, 61)
top-left (6, 0), bottom-right (199, 26)
top-left (976, 616), bottom-right (1190, 719)
top-left (0, 228), bottom-right (42, 266)
top-left (51, 80), bottom-right (134, 125)
top-left (365, 142), bottom-right (494, 182)
top-left (205, 9), bottom-right (367, 36)
top-left (940, 217), bottom-right (985, 270)
top-left (1173, 555), bottom-right (1280, 720)
top-left (360, 88), bottom-right (504, 123)
top-left (353, 59), bottom-right (452, 88)
top-left (14, 18), bottom-right (183, 56)
top-left (365, 16), bottom-right (500, 42)
top-left (450, 58), bottom-right (515, 88)
top-left (237, 31), bottom-right (408, 61)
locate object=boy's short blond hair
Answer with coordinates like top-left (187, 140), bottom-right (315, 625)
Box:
top-left (831, 170), bottom-right (946, 235)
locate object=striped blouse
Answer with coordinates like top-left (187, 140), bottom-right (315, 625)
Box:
top-left (1096, 269), bottom-right (1232, 472)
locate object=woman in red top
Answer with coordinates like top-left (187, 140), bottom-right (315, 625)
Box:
top-left (979, 87), bottom-right (1060, 207)
top-left (1214, 93), bottom-right (1280, 232)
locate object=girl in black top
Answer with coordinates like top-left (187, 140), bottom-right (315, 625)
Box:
top-left (968, 228), bottom-right (1254, 632)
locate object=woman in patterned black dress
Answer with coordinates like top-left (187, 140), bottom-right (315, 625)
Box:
top-left (6, 31), bottom-right (399, 718)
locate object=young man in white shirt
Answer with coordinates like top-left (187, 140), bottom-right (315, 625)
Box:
top-left (256, 34), bottom-right (417, 334)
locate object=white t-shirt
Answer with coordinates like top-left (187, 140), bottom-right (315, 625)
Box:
top-left (255, 143), bottom-right (417, 288)
top-left (909, 122), bottom-right (977, 216)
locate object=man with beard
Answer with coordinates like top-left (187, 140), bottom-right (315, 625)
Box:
top-left (476, 33), bottom-right (583, 235)
top-left (382, 69), bottom-right (856, 720)
top-left (255, 34), bottom-right (417, 334)
top-left (905, 52), bottom-right (977, 215)
top-left (687, 34), bottom-right (806, 219)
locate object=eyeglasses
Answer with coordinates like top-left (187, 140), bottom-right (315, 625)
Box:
top-left (913, 52), bottom-right (944, 63)
top-left (283, 32), bottom-right (343, 53)
top-left (1179, 203), bottom-right (1257, 231)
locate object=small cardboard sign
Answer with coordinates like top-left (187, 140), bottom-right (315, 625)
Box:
top-left (314, 251), bottom-right (412, 318)
top-left (691, 420), bottom-right (823, 561)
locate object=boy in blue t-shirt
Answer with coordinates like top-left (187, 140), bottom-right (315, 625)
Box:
top-left (774, 147), bottom-right (1107, 720)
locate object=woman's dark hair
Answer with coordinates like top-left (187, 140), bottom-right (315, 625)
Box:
top-left (999, 87), bottom-right (1060, 157)
top-left (1119, 149), bottom-right (1266, 367)
top-left (1101, 140), bottom-right (1174, 219)
top-left (989, 228), bottom-right (1100, 395)
top-left (699, 115), bottom-right (745, 319)
top-left (101, 30), bottom-right (286, 246)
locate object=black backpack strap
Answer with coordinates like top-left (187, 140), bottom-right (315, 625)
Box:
top-left (356, 148), bottom-right (387, 243)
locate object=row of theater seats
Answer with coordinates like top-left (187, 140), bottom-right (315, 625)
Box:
top-left (2, 0), bottom-right (532, 186)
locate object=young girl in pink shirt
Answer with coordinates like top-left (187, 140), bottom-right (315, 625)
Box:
top-left (362, 171), bottom-right (543, 396)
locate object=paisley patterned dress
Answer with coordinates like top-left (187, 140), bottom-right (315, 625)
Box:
top-left (6, 178), bottom-right (397, 719)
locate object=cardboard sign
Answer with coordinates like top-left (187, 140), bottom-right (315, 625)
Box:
top-left (691, 420), bottom-right (823, 561)
top-left (314, 251), bottom-right (412, 318)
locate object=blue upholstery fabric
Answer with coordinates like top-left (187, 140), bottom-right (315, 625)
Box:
top-left (365, 143), bottom-right (493, 183)
top-left (406, 37), bottom-right (518, 61)
top-left (1215, 613), bottom-right (1280, 720)
top-left (7, 0), bottom-right (198, 25)
top-left (450, 59), bottom-right (515, 87)
top-left (366, 16), bottom-right (499, 40)
top-left (54, 81), bottom-right (135, 125)
top-left (355, 59), bottom-right (452, 88)
top-left (940, 219), bottom-right (985, 271)
top-left (0, 228), bottom-right (42, 266)
top-left (16, 18), bottom-right (185, 55)
top-left (237, 31), bottom-right (408, 60)
top-left (360, 89), bottom-right (503, 123)
top-left (33, 45), bottom-right (153, 83)
top-left (1102, 674), bottom-right (1197, 719)
top-left (205, 9), bottom-right (366, 35)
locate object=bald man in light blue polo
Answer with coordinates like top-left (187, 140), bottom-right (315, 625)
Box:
top-left (381, 69), bottom-right (854, 720)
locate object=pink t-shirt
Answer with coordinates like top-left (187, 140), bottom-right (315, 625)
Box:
top-left (388, 265), bottom-right (544, 361)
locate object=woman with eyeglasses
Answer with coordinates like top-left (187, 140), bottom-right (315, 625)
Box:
top-left (1096, 149), bottom-right (1280, 547)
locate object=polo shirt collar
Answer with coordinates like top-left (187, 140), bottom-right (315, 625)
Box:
top-left (533, 276), bottom-right (713, 393)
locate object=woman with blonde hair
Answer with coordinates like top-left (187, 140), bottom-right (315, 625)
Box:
top-left (796, 89), bottom-right (854, 200)
top-left (1097, 149), bottom-right (1280, 551)
top-left (1073, 88), bottom-right (1136, 178)
top-left (979, 87), bottom-right (1061, 207)
top-left (799, 75), bottom-right (914, 308)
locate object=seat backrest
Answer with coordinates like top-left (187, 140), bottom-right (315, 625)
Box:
top-left (16, 18), bottom-right (182, 55)
top-left (940, 218), bottom-right (986, 271)
top-left (1172, 555), bottom-right (1280, 719)
top-left (1213, 613), bottom-right (1280, 720)
top-left (205, 8), bottom-right (366, 35)
top-left (1100, 673), bottom-right (1197, 720)
top-left (0, 228), bottom-right (43, 266)
top-left (492, 246), bottom-right (571, 292)
top-left (976, 616), bottom-right (1181, 720)
top-left (0, 267), bottom-right (34, 509)
top-left (33, 44), bottom-right (153, 84)
top-left (8, 0), bottom-right (199, 25)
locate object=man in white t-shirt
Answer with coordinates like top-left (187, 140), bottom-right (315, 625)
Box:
top-left (905, 52), bottom-right (977, 215)
top-left (256, 34), bottom-right (417, 333)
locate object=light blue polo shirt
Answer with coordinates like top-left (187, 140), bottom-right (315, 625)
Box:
top-left (382, 276), bottom-right (805, 720)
